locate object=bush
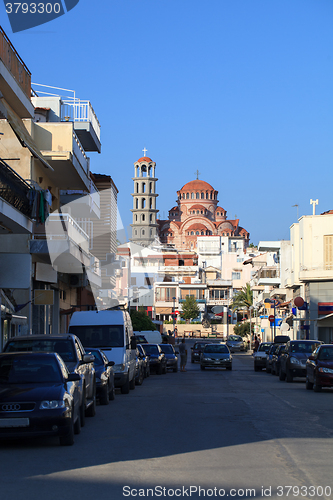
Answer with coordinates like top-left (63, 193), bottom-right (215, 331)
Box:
top-left (233, 322), bottom-right (254, 337)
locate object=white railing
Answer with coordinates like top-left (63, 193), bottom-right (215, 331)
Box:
top-left (46, 213), bottom-right (89, 253)
top-left (62, 100), bottom-right (101, 141)
top-left (72, 132), bottom-right (89, 175)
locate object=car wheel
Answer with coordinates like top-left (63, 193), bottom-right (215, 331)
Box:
top-left (121, 375), bottom-right (130, 394)
top-left (136, 369), bottom-right (143, 386)
top-left (200, 365), bottom-right (205, 370)
top-left (279, 367), bottom-right (286, 381)
top-left (86, 381), bottom-right (96, 417)
top-left (227, 365), bottom-right (232, 371)
top-left (100, 384), bottom-right (109, 405)
top-left (129, 374), bottom-right (136, 390)
top-left (313, 375), bottom-right (322, 392)
top-left (80, 388), bottom-right (86, 427)
top-left (162, 364), bottom-right (167, 374)
top-left (60, 412), bottom-right (74, 446)
top-left (74, 411), bottom-right (81, 435)
top-left (286, 368), bottom-right (293, 383)
top-left (306, 376), bottom-right (313, 390)
top-left (146, 366), bottom-right (150, 377)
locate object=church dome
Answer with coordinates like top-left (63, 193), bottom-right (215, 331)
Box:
top-left (180, 179), bottom-right (214, 191)
top-left (137, 156), bottom-right (152, 162)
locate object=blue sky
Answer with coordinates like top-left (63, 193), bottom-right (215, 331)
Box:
top-left (2, 0), bottom-right (333, 245)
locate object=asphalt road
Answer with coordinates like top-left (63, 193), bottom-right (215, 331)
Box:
top-left (1, 341), bottom-right (333, 500)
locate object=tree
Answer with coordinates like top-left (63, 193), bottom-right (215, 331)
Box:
top-left (233, 321), bottom-right (254, 337)
top-left (231, 283), bottom-right (253, 318)
top-left (130, 309), bottom-right (156, 331)
top-left (180, 296), bottom-right (200, 323)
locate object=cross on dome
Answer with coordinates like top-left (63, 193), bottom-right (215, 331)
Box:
top-left (142, 147), bottom-right (148, 157)
top-left (195, 169), bottom-right (200, 179)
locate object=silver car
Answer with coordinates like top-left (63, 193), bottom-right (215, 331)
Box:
top-left (200, 344), bottom-right (232, 370)
top-left (226, 335), bottom-right (246, 352)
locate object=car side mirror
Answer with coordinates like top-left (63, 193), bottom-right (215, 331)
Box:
top-left (82, 354), bottom-right (95, 364)
top-left (67, 373), bottom-right (81, 382)
top-left (131, 337), bottom-right (137, 350)
top-left (108, 361), bottom-right (115, 366)
top-left (308, 355), bottom-right (315, 361)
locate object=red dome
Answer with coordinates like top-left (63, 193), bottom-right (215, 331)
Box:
top-left (137, 156), bottom-right (153, 162)
top-left (180, 179), bottom-right (214, 191)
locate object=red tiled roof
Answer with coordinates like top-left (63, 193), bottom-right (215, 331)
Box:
top-left (187, 223), bottom-right (209, 231)
top-left (179, 179), bottom-right (214, 191)
top-left (189, 204), bottom-right (206, 210)
top-left (137, 156), bottom-right (152, 162)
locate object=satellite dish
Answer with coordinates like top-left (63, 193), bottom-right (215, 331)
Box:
top-left (280, 322), bottom-right (290, 332)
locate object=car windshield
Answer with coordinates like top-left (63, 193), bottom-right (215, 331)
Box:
top-left (69, 325), bottom-right (124, 348)
top-left (194, 343), bottom-right (207, 349)
top-left (204, 345), bottom-right (229, 354)
top-left (318, 347), bottom-right (333, 361)
top-left (258, 343), bottom-right (272, 352)
top-left (87, 350), bottom-right (104, 366)
top-left (0, 355), bottom-right (62, 384)
top-left (228, 335), bottom-right (242, 342)
top-left (4, 339), bottom-right (75, 362)
top-left (159, 345), bottom-right (174, 354)
top-left (143, 345), bottom-right (159, 355)
top-left (290, 342), bottom-right (320, 353)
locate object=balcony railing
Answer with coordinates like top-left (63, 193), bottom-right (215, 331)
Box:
top-left (0, 159), bottom-right (32, 217)
top-left (0, 26), bottom-right (31, 98)
top-left (61, 100), bottom-right (101, 141)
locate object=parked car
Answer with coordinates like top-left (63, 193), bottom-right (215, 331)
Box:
top-left (271, 344), bottom-right (286, 375)
top-left (279, 340), bottom-right (322, 382)
top-left (254, 342), bottom-right (273, 371)
top-left (135, 348), bottom-right (145, 386)
top-left (141, 344), bottom-right (167, 375)
top-left (133, 335), bottom-right (148, 344)
top-left (159, 344), bottom-right (178, 372)
top-left (266, 344), bottom-right (280, 373)
top-left (191, 342), bottom-right (208, 363)
top-left (137, 344), bottom-right (150, 378)
top-left (226, 335), bottom-right (246, 352)
top-left (0, 352), bottom-right (81, 446)
top-left (200, 344), bottom-right (232, 370)
top-left (306, 344), bottom-right (333, 392)
top-left (3, 334), bottom-right (96, 426)
top-left (85, 348), bottom-right (115, 404)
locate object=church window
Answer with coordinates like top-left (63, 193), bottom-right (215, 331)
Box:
top-left (148, 166), bottom-right (152, 176)
top-left (201, 193), bottom-right (204, 199)
top-left (210, 192), bottom-right (212, 199)
top-left (188, 232), bottom-right (190, 235)
top-left (142, 198), bottom-right (146, 208)
top-left (197, 210), bottom-right (199, 214)
top-left (196, 192), bottom-right (199, 199)
top-left (222, 232), bottom-right (225, 236)
top-left (191, 231), bottom-right (194, 235)
top-left (191, 193), bottom-right (194, 199)
top-left (135, 230), bottom-right (137, 235)
top-left (217, 212), bottom-right (220, 216)
top-left (201, 211), bottom-right (203, 214)
top-left (196, 231), bottom-right (199, 235)
top-left (142, 183), bottom-right (146, 193)
top-left (142, 214), bottom-right (145, 222)
top-left (135, 198), bottom-right (138, 209)
top-left (206, 192), bottom-right (209, 199)
top-left (149, 182), bottom-right (153, 193)
top-left (136, 183), bottom-right (139, 193)
top-left (201, 231), bottom-right (204, 235)
top-left (135, 215), bottom-right (137, 221)
top-left (149, 198), bottom-right (152, 208)
top-left (150, 214), bottom-right (153, 222)
top-left (186, 193), bottom-right (189, 199)
top-left (142, 229), bottom-right (145, 235)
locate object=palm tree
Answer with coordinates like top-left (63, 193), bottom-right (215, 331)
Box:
top-left (231, 283), bottom-right (253, 319)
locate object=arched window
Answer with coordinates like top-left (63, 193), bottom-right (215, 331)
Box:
top-left (206, 192), bottom-right (209, 199)
top-left (191, 192), bottom-right (194, 199)
top-left (201, 231), bottom-right (204, 235)
top-left (196, 231), bottom-right (199, 235)
top-left (197, 210), bottom-right (199, 214)
top-left (150, 214), bottom-right (153, 222)
top-left (135, 198), bottom-right (138, 209)
top-left (136, 183), bottom-right (139, 193)
top-left (222, 232), bottom-right (225, 236)
top-left (135, 230), bottom-right (137, 235)
top-left (210, 192), bottom-right (212, 199)
top-left (150, 229), bottom-right (153, 236)
top-left (191, 231), bottom-right (194, 235)
top-left (201, 193), bottom-right (204, 199)
top-left (149, 198), bottom-right (152, 209)
top-left (188, 232), bottom-right (190, 235)
top-left (142, 183), bottom-right (146, 193)
top-left (142, 229), bottom-right (145, 235)
top-left (196, 192), bottom-right (199, 199)
top-left (149, 182), bottom-right (153, 193)
top-left (201, 211), bottom-right (203, 214)
top-left (142, 198), bottom-right (146, 209)
top-left (142, 214), bottom-right (145, 222)
top-left (148, 166), bottom-right (152, 176)
top-left (217, 212), bottom-right (220, 216)
top-left (186, 193), bottom-right (189, 199)
top-left (135, 214), bottom-right (137, 221)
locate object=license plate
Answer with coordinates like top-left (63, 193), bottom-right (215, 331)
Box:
top-left (0, 418), bottom-right (29, 428)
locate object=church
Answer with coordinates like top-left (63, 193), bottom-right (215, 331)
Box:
top-left (130, 154), bottom-right (250, 251)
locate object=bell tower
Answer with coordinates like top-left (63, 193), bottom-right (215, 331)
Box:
top-left (130, 150), bottom-right (159, 246)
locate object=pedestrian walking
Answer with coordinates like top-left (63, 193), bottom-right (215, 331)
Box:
top-left (253, 335), bottom-right (259, 354)
top-left (178, 339), bottom-right (187, 372)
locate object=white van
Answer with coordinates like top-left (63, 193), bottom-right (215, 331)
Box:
top-left (134, 330), bottom-right (162, 344)
top-left (69, 309), bottom-right (136, 394)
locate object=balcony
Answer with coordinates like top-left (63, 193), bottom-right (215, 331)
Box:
top-left (30, 213), bottom-right (90, 272)
top-left (0, 159), bottom-right (32, 234)
top-left (31, 90), bottom-right (101, 153)
top-left (299, 266), bottom-right (333, 282)
top-left (33, 122), bottom-right (90, 191)
top-left (0, 27), bottom-right (34, 118)
top-left (158, 265), bottom-right (199, 274)
top-left (257, 267), bottom-right (281, 286)
top-left (60, 179), bottom-right (100, 219)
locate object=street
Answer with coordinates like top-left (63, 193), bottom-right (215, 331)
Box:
top-left (1, 341), bottom-right (333, 500)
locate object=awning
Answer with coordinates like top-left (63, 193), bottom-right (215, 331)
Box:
top-left (155, 307), bottom-right (173, 314)
top-left (1, 99), bottom-right (53, 171)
